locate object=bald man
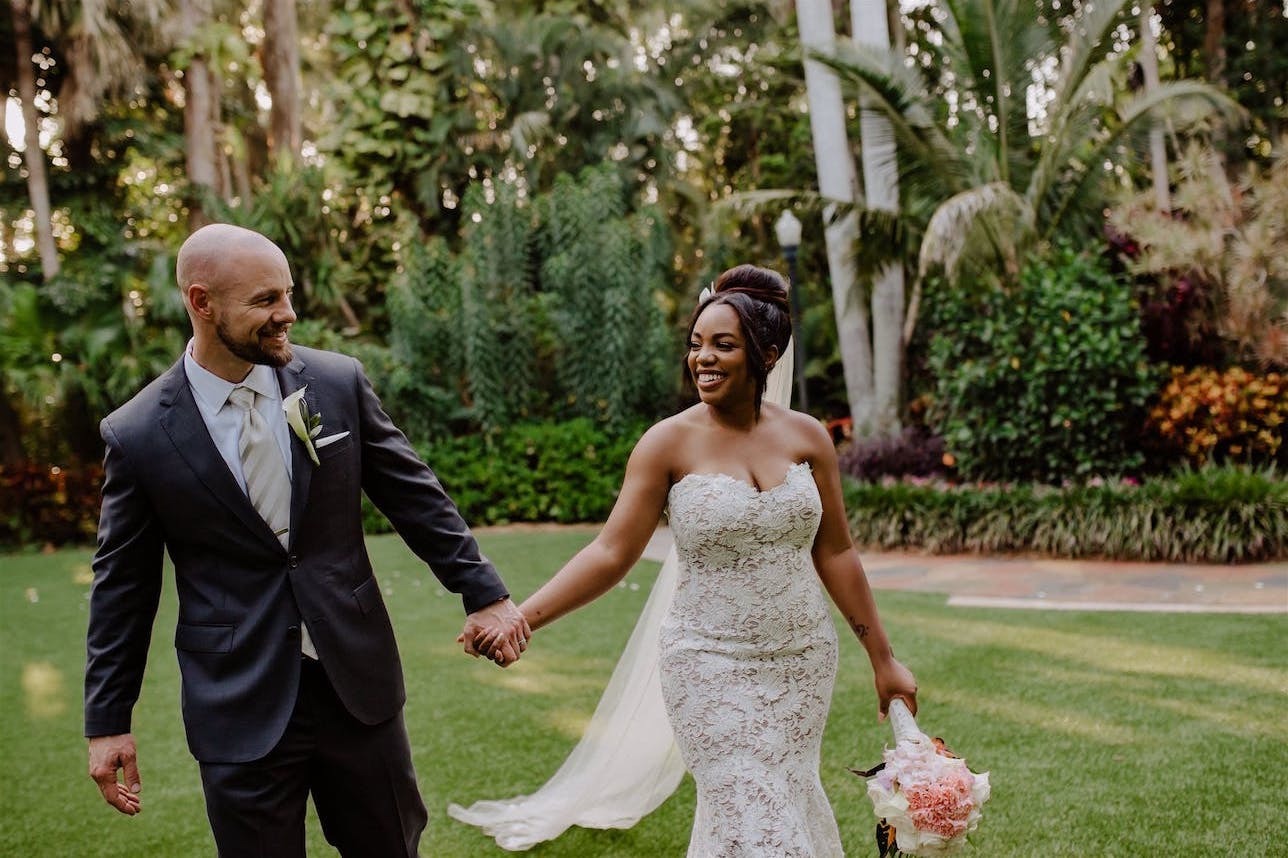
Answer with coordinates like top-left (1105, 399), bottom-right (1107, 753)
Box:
top-left (85, 224), bottom-right (529, 856)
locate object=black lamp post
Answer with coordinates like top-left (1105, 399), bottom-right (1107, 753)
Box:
top-left (775, 209), bottom-right (808, 411)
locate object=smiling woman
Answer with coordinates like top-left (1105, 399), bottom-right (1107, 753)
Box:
top-left (453, 263), bottom-right (918, 855)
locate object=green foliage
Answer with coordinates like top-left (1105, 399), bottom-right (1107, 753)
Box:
top-left (536, 165), bottom-right (675, 427)
top-left (363, 419), bottom-right (644, 531)
top-left (383, 237), bottom-right (472, 439)
top-left (842, 466), bottom-right (1286, 564)
top-left (926, 244), bottom-right (1157, 483)
top-left (459, 180), bottom-right (538, 429)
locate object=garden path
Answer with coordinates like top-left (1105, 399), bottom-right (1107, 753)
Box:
top-left (639, 526), bottom-right (1287, 615)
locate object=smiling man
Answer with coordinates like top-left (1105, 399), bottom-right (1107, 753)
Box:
top-left (84, 223), bottom-right (530, 857)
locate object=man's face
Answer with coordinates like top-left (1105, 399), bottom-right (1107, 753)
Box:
top-left (209, 246), bottom-right (296, 368)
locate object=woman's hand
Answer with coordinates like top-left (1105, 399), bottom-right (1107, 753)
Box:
top-left (872, 656), bottom-right (918, 720)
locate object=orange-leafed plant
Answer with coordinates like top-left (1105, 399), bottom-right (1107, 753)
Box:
top-left (1147, 366), bottom-right (1286, 466)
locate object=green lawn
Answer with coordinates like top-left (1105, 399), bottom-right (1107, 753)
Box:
top-left (2, 530), bottom-right (1285, 857)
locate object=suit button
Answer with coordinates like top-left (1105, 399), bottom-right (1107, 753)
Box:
top-left (286, 625), bottom-right (300, 638)
top-left (287, 554), bottom-right (300, 568)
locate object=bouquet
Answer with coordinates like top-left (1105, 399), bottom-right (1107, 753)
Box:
top-left (853, 699), bottom-right (990, 856)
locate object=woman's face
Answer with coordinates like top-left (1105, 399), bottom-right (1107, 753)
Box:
top-left (687, 303), bottom-right (754, 407)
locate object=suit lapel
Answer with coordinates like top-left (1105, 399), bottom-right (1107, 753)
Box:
top-left (158, 360), bottom-right (283, 550)
top-left (276, 356), bottom-right (313, 551)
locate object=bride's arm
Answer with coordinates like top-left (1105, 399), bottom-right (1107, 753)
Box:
top-left (803, 417), bottom-right (919, 717)
top-left (519, 423), bottom-right (675, 633)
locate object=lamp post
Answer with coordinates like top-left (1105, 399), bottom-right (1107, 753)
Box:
top-left (774, 209), bottom-right (808, 411)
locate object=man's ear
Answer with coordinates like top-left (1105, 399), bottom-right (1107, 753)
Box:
top-left (186, 283), bottom-right (213, 319)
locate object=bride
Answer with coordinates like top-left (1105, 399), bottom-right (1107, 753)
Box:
top-left (451, 264), bottom-right (917, 854)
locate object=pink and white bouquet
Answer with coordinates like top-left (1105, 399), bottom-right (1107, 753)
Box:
top-left (854, 699), bottom-right (990, 856)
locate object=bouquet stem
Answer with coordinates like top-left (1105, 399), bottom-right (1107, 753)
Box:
top-left (887, 698), bottom-right (925, 746)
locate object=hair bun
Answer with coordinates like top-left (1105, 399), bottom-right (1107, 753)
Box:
top-left (713, 264), bottom-right (790, 313)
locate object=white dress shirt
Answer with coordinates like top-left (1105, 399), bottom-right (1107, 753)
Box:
top-left (184, 342), bottom-right (317, 659)
top-left (184, 343), bottom-right (294, 489)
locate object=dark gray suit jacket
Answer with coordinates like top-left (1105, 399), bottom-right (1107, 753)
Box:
top-left (84, 345), bottom-right (508, 763)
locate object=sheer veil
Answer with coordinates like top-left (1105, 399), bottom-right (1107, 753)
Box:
top-left (447, 341), bottom-right (796, 851)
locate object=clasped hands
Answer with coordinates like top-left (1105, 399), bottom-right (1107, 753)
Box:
top-left (459, 597), bottom-right (531, 667)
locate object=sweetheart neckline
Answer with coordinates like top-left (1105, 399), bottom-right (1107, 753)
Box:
top-left (671, 461), bottom-right (812, 496)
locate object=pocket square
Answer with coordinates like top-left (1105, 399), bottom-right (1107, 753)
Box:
top-left (315, 431), bottom-right (350, 449)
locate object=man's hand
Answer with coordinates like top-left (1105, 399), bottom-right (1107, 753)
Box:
top-left (459, 597), bottom-right (531, 667)
top-left (88, 733), bottom-right (142, 815)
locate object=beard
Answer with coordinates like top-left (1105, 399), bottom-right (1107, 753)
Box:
top-left (216, 317), bottom-right (293, 368)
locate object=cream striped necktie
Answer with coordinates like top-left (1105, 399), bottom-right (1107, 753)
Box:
top-left (228, 386), bottom-right (290, 547)
top-left (228, 386), bottom-right (318, 659)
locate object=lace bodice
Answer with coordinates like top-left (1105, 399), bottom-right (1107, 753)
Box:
top-left (664, 461), bottom-right (829, 646)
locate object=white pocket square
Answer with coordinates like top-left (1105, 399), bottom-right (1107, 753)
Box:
top-left (314, 431), bottom-right (350, 449)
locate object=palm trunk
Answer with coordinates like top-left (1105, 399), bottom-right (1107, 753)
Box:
top-left (262, 0), bottom-right (303, 161)
top-left (11, 0), bottom-right (60, 279)
top-left (796, 0), bottom-right (874, 433)
top-left (853, 0), bottom-right (904, 436)
top-left (1139, 5), bottom-right (1170, 211)
top-left (181, 0), bottom-right (219, 229)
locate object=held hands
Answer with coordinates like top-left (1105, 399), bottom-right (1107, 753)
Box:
top-left (873, 656), bottom-right (919, 721)
top-left (88, 733), bottom-right (142, 815)
top-left (458, 597), bottom-right (532, 668)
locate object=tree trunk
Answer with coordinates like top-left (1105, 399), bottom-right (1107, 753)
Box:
top-left (1139, 4), bottom-right (1171, 212)
top-left (262, 0), bottom-right (302, 161)
top-left (11, 0), bottom-right (60, 279)
top-left (181, 0), bottom-right (219, 229)
top-left (1203, 0), bottom-right (1226, 84)
top-left (0, 391), bottom-right (25, 466)
top-left (852, 0), bottom-right (904, 436)
top-left (796, 0), bottom-right (874, 433)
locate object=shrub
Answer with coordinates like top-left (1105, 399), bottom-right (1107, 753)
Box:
top-left (1146, 366), bottom-right (1286, 467)
top-left (0, 462), bottom-right (102, 548)
top-left (925, 243), bottom-right (1158, 483)
top-left (838, 426), bottom-right (951, 483)
top-left (364, 418), bottom-right (645, 532)
top-left (842, 466), bottom-right (1285, 563)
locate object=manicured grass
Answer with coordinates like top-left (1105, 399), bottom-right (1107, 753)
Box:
top-left (3, 530), bottom-right (1285, 856)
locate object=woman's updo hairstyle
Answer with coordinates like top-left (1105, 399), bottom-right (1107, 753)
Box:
top-left (685, 264), bottom-right (792, 415)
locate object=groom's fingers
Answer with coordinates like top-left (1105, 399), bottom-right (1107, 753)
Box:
top-left (89, 734), bottom-right (142, 816)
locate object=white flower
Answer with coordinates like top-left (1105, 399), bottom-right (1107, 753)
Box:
top-left (282, 386), bottom-right (322, 466)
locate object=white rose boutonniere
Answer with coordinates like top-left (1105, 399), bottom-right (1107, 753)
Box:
top-left (283, 386), bottom-right (349, 466)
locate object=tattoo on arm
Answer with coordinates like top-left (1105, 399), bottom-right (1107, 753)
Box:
top-left (849, 619), bottom-right (869, 639)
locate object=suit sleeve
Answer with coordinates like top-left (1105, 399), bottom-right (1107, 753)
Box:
top-left (84, 417), bottom-right (165, 737)
top-left (353, 360), bottom-right (509, 614)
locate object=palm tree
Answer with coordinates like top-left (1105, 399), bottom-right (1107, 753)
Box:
top-left (795, 0), bottom-right (873, 433)
top-left (817, 0), bottom-right (1240, 338)
top-left (852, 0), bottom-right (904, 435)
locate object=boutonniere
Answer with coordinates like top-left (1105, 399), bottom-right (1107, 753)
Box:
top-left (282, 386), bottom-right (349, 466)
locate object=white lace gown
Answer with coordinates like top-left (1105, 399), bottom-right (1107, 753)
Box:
top-left (660, 461), bottom-right (843, 857)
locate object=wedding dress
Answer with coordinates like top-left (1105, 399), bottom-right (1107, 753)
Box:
top-left (662, 460), bottom-right (842, 857)
top-left (448, 348), bottom-right (800, 852)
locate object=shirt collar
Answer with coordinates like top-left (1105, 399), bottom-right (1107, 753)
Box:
top-left (184, 340), bottom-right (281, 410)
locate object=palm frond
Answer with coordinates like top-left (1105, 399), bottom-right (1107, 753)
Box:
top-left (919, 181), bottom-right (1030, 282)
top-left (815, 40), bottom-right (972, 195)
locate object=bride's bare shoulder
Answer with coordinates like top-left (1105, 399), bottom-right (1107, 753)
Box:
top-left (629, 408), bottom-right (703, 476)
top-left (762, 403), bottom-right (833, 458)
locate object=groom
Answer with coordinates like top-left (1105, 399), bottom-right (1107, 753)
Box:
top-left (84, 223), bottom-right (529, 856)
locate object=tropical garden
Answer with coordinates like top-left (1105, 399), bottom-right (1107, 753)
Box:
top-left (3, 2), bottom-right (1287, 856)
top-left (5, 0), bottom-right (1283, 561)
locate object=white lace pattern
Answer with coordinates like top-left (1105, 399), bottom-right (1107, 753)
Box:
top-left (660, 461), bottom-right (843, 857)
